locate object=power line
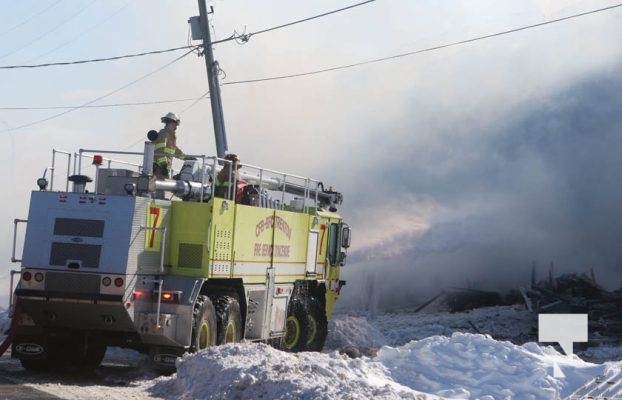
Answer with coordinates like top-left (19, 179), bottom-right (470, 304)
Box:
top-left (214, 0), bottom-right (376, 44)
top-left (0, 0), bottom-right (63, 39)
top-left (0, 0), bottom-right (97, 61)
top-left (0, 45), bottom-right (199, 69)
top-left (0, 97), bottom-right (204, 111)
top-left (0, 49), bottom-right (196, 133)
top-left (221, 1), bottom-right (622, 85)
top-left (23, 2), bottom-right (130, 64)
top-left (0, 0), bottom-right (376, 70)
top-left (2, 1), bottom-right (621, 112)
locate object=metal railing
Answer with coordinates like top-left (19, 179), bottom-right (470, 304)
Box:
top-left (46, 147), bottom-right (325, 212)
top-left (11, 219), bottom-right (27, 263)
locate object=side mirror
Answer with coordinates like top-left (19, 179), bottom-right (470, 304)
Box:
top-left (341, 224), bottom-right (351, 249)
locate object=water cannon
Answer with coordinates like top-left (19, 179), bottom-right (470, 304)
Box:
top-left (36, 168), bottom-right (49, 191)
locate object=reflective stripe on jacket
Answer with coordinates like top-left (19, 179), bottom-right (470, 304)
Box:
top-left (154, 127), bottom-right (185, 166)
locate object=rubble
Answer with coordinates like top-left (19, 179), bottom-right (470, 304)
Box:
top-left (520, 267), bottom-right (622, 340)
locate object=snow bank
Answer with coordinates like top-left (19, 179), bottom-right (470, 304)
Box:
top-left (147, 332), bottom-right (608, 400)
top-left (377, 332), bottom-right (605, 399)
top-left (149, 343), bottom-right (431, 400)
top-left (2, 306), bottom-right (620, 400)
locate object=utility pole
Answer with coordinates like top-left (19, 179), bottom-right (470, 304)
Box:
top-left (198, 0), bottom-right (228, 158)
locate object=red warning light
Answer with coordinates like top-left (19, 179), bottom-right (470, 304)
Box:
top-left (161, 292), bottom-right (174, 301)
top-left (92, 155), bottom-right (103, 165)
top-left (133, 290), bottom-right (146, 300)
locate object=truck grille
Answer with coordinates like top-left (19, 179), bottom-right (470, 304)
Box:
top-left (54, 218), bottom-right (105, 237)
top-left (178, 243), bottom-right (203, 269)
top-left (45, 272), bottom-right (100, 294)
top-left (49, 242), bottom-right (102, 268)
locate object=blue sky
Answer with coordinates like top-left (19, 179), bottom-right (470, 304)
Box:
top-left (1, 0), bottom-right (622, 308)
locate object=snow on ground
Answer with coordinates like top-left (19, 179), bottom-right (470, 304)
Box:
top-left (2, 305), bottom-right (622, 399)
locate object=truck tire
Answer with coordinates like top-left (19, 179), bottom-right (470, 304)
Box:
top-left (211, 295), bottom-right (242, 345)
top-left (303, 297), bottom-right (328, 352)
top-left (19, 358), bottom-right (50, 372)
top-left (191, 295), bottom-right (217, 352)
top-left (282, 300), bottom-right (309, 352)
top-left (79, 342), bottom-right (107, 369)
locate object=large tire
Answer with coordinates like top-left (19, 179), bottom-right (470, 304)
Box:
top-left (191, 295), bottom-right (217, 352)
top-left (211, 295), bottom-right (243, 345)
top-left (282, 300), bottom-right (309, 352)
top-left (303, 297), bottom-right (328, 352)
top-left (79, 342), bottom-right (107, 369)
top-left (19, 358), bottom-right (50, 372)
top-left (18, 336), bottom-right (106, 372)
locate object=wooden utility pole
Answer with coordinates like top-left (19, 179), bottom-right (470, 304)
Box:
top-left (198, 0), bottom-right (228, 158)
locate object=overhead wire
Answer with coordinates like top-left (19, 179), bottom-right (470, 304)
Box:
top-left (231, 0), bottom-right (375, 43)
top-left (0, 45), bottom-right (199, 69)
top-left (0, 48), bottom-right (196, 133)
top-left (222, 2), bottom-right (622, 86)
top-left (0, 0), bottom-right (376, 70)
top-left (0, 0), bottom-right (63, 38)
top-left (23, 2), bottom-right (130, 64)
top-left (3, 1), bottom-right (622, 112)
top-left (0, 0), bottom-right (97, 61)
top-left (211, 0), bottom-right (376, 45)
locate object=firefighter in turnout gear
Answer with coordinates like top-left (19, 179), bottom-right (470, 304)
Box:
top-left (215, 153), bottom-right (245, 200)
top-left (153, 112), bottom-right (189, 179)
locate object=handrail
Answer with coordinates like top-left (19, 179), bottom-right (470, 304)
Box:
top-left (9, 270), bottom-right (21, 317)
top-left (77, 149), bottom-right (144, 175)
top-left (48, 148), bottom-right (332, 211)
top-left (11, 219), bottom-right (27, 263)
top-left (51, 149), bottom-right (72, 192)
top-left (142, 278), bottom-right (164, 329)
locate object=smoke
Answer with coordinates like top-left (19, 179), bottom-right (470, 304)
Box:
top-left (338, 68), bottom-right (622, 312)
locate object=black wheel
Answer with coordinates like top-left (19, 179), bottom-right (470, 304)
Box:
top-left (80, 342), bottom-right (107, 369)
top-left (282, 300), bottom-right (309, 352)
top-left (210, 295), bottom-right (243, 345)
top-left (55, 337), bottom-right (107, 372)
top-left (191, 295), bottom-right (217, 352)
top-left (303, 297), bottom-right (328, 352)
top-left (19, 358), bottom-right (51, 372)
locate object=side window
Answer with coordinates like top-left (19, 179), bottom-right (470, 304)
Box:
top-left (328, 223), bottom-right (339, 265)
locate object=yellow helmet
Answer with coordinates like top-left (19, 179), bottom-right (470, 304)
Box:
top-left (161, 112), bottom-right (180, 125)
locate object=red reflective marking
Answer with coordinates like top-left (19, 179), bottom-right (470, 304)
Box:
top-left (319, 224), bottom-right (327, 254)
top-left (148, 206), bottom-right (161, 248)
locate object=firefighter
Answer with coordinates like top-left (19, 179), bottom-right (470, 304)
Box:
top-left (153, 112), bottom-right (190, 179)
top-left (214, 153), bottom-right (245, 200)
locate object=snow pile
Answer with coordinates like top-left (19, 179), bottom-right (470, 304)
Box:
top-left (149, 342), bottom-right (428, 400)
top-left (2, 306), bottom-right (622, 399)
top-left (377, 332), bottom-right (605, 399)
top-left (147, 332), bottom-right (609, 400)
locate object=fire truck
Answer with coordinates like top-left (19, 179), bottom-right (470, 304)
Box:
top-left (1, 3), bottom-right (351, 371)
top-left (5, 145), bottom-right (350, 371)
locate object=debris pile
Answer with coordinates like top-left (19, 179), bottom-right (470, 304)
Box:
top-left (520, 268), bottom-right (622, 340)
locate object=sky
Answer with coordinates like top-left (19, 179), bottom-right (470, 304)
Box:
top-left (1, 0), bottom-right (622, 308)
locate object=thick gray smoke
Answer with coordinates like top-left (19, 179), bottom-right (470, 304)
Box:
top-left (339, 69), bottom-right (622, 312)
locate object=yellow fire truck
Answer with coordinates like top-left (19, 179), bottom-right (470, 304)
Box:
top-left (6, 147), bottom-right (350, 370)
